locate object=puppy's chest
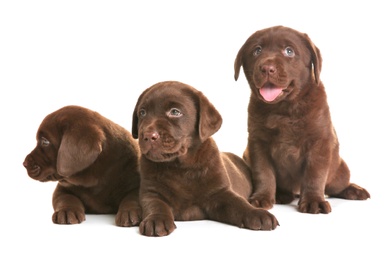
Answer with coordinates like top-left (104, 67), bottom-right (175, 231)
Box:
top-left (264, 114), bottom-right (307, 162)
top-left (151, 170), bottom-right (210, 219)
top-left (265, 113), bottom-right (305, 138)
top-left (158, 171), bottom-right (208, 198)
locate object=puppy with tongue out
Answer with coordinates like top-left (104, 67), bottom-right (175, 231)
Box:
top-left (234, 25), bottom-right (370, 214)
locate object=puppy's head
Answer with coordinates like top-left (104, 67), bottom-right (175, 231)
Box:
top-left (23, 106), bottom-right (104, 182)
top-left (234, 25), bottom-right (322, 104)
top-left (132, 81), bottom-right (222, 162)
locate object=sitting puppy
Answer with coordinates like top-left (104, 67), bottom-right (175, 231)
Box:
top-left (131, 81), bottom-right (278, 236)
top-left (23, 105), bottom-right (141, 226)
top-left (234, 25), bottom-right (370, 214)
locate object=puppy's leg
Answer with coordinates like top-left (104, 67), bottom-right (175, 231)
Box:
top-left (52, 185), bottom-right (85, 224)
top-left (326, 159), bottom-right (370, 200)
top-left (115, 190), bottom-right (142, 227)
top-left (205, 190), bottom-right (279, 231)
top-left (298, 172), bottom-right (332, 214)
top-left (139, 196), bottom-right (176, 237)
top-left (298, 144), bottom-right (332, 214)
top-left (244, 145), bottom-right (276, 209)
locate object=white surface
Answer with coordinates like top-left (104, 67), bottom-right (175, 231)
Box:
top-left (1, 1), bottom-right (387, 259)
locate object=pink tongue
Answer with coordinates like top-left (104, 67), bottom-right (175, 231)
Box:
top-left (260, 86), bottom-right (283, 102)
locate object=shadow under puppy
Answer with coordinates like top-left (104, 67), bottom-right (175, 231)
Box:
top-left (132, 81), bottom-right (279, 237)
top-left (23, 105), bottom-right (141, 226)
top-left (234, 25), bottom-right (370, 214)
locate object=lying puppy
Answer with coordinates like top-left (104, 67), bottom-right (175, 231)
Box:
top-left (234, 25), bottom-right (370, 213)
top-left (23, 105), bottom-right (141, 226)
top-left (132, 81), bottom-right (278, 236)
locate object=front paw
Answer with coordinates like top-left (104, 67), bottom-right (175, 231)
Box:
top-left (242, 209), bottom-right (279, 231)
top-left (52, 208), bottom-right (85, 224)
top-left (115, 206), bottom-right (142, 227)
top-left (298, 198), bottom-right (331, 214)
top-left (139, 214), bottom-right (176, 237)
top-left (249, 194), bottom-right (275, 210)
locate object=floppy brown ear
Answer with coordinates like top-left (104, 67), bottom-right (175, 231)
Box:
top-left (132, 89), bottom-right (149, 139)
top-left (303, 33), bottom-right (322, 84)
top-left (234, 45), bottom-right (244, 81)
top-left (131, 106), bottom-right (139, 139)
top-left (197, 91), bottom-right (223, 142)
top-left (57, 125), bottom-right (104, 177)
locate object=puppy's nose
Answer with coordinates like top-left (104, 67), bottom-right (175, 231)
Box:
top-left (23, 156), bottom-right (31, 168)
top-left (143, 131), bottom-right (160, 142)
top-left (261, 64), bottom-right (276, 75)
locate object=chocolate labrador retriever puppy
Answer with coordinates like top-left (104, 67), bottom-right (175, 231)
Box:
top-left (23, 105), bottom-right (141, 226)
top-left (132, 81), bottom-right (278, 236)
top-left (234, 26), bottom-right (370, 214)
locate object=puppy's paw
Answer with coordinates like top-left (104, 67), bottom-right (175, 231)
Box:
top-left (334, 183), bottom-right (371, 200)
top-left (298, 199), bottom-right (331, 214)
top-left (139, 214), bottom-right (176, 237)
top-left (52, 208), bottom-right (85, 224)
top-left (242, 209), bottom-right (279, 231)
top-left (115, 206), bottom-right (142, 227)
top-left (249, 194), bottom-right (275, 210)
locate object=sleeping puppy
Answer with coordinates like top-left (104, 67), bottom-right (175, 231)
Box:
top-left (132, 81), bottom-right (278, 236)
top-left (23, 105), bottom-right (141, 226)
top-left (234, 25), bottom-right (370, 214)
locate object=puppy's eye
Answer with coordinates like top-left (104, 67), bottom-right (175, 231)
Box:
top-left (139, 109), bottom-right (147, 117)
top-left (253, 46), bottom-right (262, 56)
top-left (167, 108), bottom-right (182, 118)
top-left (284, 47), bottom-right (295, 57)
top-left (40, 137), bottom-right (50, 147)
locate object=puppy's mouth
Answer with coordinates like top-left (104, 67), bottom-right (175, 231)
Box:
top-left (27, 164), bottom-right (41, 178)
top-left (145, 151), bottom-right (180, 162)
top-left (140, 139), bottom-right (188, 163)
top-left (259, 82), bottom-right (288, 103)
top-left (143, 149), bottom-right (185, 162)
top-left (27, 167), bottom-right (61, 182)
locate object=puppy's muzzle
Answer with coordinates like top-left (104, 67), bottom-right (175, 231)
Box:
top-left (23, 155), bottom-right (41, 178)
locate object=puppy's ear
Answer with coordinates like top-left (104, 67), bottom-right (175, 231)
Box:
top-left (197, 92), bottom-right (223, 142)
top-left (132, 92), bottom-right (146, 140)
top-left (234, 46), bottom-right (244, 81)
top-left (131, 106), bottom-right (139, 139)
top-left (57, 125), bottom-right (104, 177)
top-left (303, 34), bottom-right (322, 84)
top-left (132, 87), bottom-right (153, 139)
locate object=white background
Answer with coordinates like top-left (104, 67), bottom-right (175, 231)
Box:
top-left (1, 1), bottom-right (387, 259)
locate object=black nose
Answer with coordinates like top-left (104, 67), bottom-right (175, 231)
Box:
top-left (261, 64), bottom-right (276, 75)
top-left (143, 131), bottom-right (160, 142)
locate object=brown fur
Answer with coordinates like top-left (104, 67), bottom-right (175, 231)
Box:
top-left (234, 25), bottom-right (370, 213)
top-left (132, 81), bottom-right (278, 236)
top-left (23, 105), bottom-right (141, 225)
